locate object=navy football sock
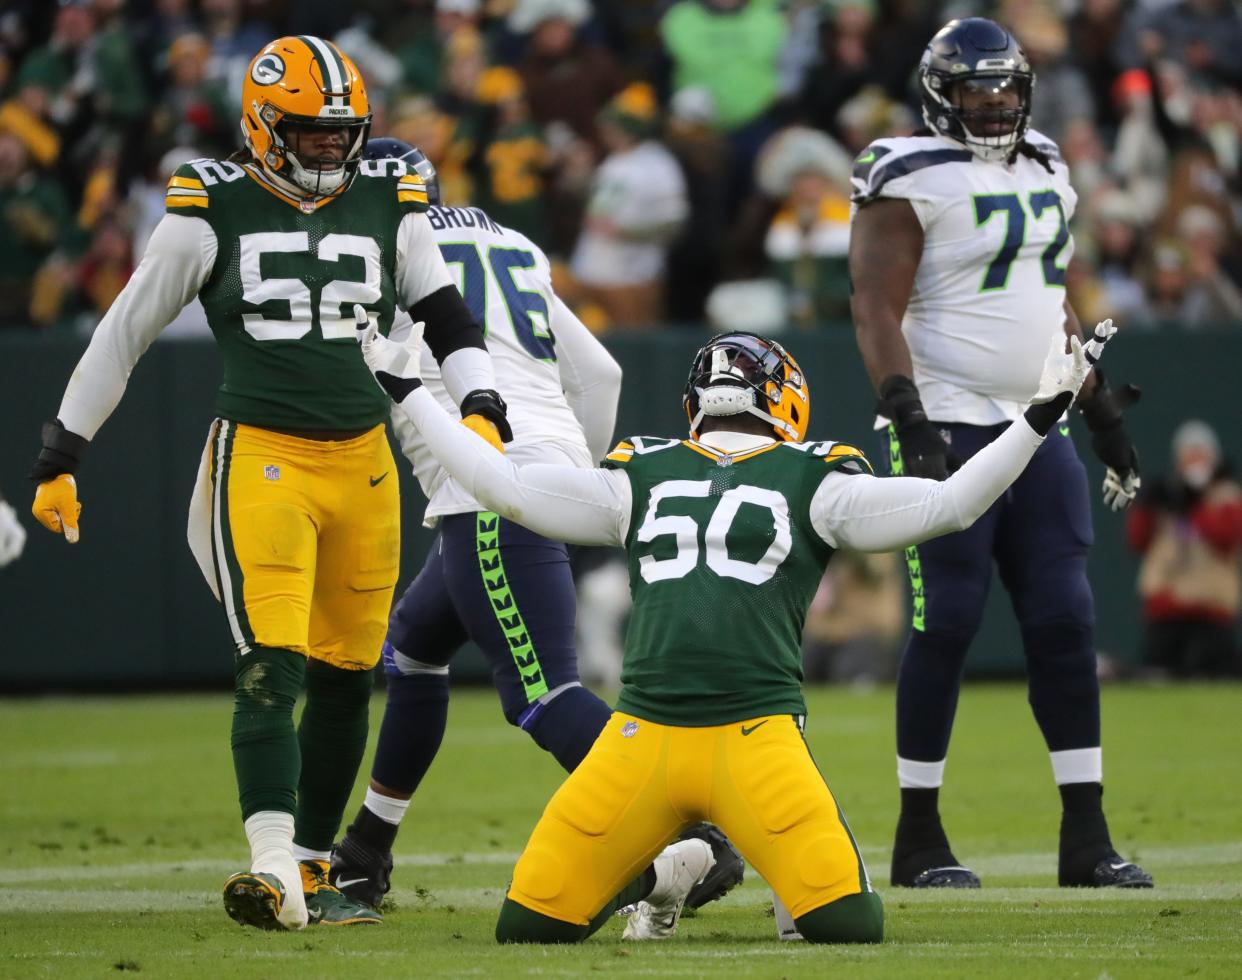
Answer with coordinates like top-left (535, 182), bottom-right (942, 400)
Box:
top-left (517, 685), bottom-right (613, 773)
top-left (369, 669), bottom-right (451, 795)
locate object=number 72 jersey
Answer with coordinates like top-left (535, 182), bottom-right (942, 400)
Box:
top-left (850, 128), bottom-right (1077, 425)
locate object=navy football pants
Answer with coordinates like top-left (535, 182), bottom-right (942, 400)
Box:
top-left (384, 512), bottom-right (589, 727)
top-left (886, 422), bottom-right (1101, 762)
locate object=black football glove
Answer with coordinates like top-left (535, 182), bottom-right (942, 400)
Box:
top-left (459, 388), bottom-right (513, 445)
top-left (1078, 368), bottom-right (1142, 511)
top-left (879, 375), bottom-right (959, 481)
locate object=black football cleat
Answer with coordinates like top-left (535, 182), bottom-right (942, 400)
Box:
top-left (329, 832), bottom-right (394, 911)
top-left (679, 823), bottom-right (745, 909)
top-left (1061, 850), bottom-right (1153, 889)
top-left (908, 864), bottom-right (981, 888)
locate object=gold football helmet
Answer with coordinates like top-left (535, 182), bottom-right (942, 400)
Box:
top-left (684, 333), bottom-right (811, 442)
top-left (241, 36), bottom-right (371, 199)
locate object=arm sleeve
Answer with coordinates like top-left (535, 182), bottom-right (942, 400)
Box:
top-left (811, 418), bottom-right (1045, 551)
top-left (395, 212), bottom-right (495, 405)
top-left (399, 386), bottom-right (632, 546)
top-left (58, 213), bottom-right (216, 439)
top-left (552, 296), bottom-right (623, 462)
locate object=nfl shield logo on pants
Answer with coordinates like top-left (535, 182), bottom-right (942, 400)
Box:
top-left (621, 721), bottom-right (639, 738)
top-left (264, 465), bottom-right (281, 481)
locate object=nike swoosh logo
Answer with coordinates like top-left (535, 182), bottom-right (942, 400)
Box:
top-left (1058, 424), bottom-right (1071, 437)
top-left (740, 720), bottom-right (768, 736)
top-left (369, 473), bottom-right (388, 487)
top-left (335, 877), bottom-right (370, 889)
top-left (1108, 862), bottom-right (1133, 871)
top-left (857, 151), bottom-right (876, 164)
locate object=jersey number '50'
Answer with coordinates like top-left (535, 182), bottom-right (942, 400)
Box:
top-left (636, 481), bottom-right (792, 586)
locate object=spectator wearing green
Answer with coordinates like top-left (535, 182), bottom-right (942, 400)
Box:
top-left (659, 0), bottom-right (787, 133)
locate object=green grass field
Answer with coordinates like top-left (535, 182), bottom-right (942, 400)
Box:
top-left (1, 684), bottom-right (1238, 978)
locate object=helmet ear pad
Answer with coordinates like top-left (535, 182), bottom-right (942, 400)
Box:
top-left (683, 333), bottom-right (810, 442)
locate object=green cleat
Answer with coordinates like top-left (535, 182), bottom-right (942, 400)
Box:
top-left (223, 871), bottom-right (290, 930)
top-left (300, 860), bottom-right (383, 926)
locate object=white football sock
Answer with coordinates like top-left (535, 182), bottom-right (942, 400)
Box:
top-left (897, 756), bottom-right (946, 789)
top-left (365, 786), bottom-right (411, 826)
top-left (244, 810), bottom-right (307, 929)
top-left (1050, 747), bottom-right (1102, 785)
top-left (291, 844), bottom-right (332, 864)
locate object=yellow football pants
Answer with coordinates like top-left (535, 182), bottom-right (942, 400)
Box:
top-left (507, 711), bottom-right (872, 925)
top-left (207, 420), bottom-right (400, 669)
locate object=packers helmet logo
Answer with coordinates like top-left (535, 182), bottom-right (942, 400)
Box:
top-left (250, 53), bottom-right (285, 85)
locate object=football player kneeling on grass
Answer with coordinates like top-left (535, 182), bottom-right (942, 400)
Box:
top-left (356, 303), bottom-right (1116, 943)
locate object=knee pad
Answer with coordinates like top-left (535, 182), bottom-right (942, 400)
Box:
top-left (513, 685), bottom-right (612, 773)
top-left (234, 646), bottom-right (305, 713)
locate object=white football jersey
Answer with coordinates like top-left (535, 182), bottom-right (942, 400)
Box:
top-left (391, 205), bottom-right (595, 525)
top-left (851, 129), bottom-right (1077, 424)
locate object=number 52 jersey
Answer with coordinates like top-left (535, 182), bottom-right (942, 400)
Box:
top-left (851, 128), bottom-right (1077, 425)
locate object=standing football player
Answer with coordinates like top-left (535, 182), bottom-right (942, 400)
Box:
top-left (356, 311), bottom-right (1117, 942)
top-left (330, 139), bottom-right (744, 915)
top-left (849, 18), bottom-right (1150, 889)
top-left (28, 38), bottom-right (510, 930)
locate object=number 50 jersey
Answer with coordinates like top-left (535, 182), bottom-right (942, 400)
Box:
top-left (851, 128), bottom-right (1077, 425)
top-left (602, 436), bottom-right (870, 726)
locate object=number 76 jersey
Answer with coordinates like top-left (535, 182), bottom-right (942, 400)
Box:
top-left (602, 435), bottom-right (870, 727)
top-left (850, 128), bottom-right (1077, 425)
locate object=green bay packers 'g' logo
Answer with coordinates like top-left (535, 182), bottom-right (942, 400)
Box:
top-left (251, 53), bottom-right (286, 86)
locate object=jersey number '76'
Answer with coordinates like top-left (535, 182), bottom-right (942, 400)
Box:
top-left (439, 242), bottom-right (556, 361)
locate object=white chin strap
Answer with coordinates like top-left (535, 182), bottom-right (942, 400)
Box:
top-left (690, 384), bottom-right (792, 439)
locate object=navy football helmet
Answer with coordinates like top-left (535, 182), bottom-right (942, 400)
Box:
top-left (918, 18), bottom-right (1034, 162)
top-left (364, 137), bottom-right (441, 205)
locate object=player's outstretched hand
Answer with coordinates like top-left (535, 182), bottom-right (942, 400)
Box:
top-left (0, 499), bottom-right (28, 565)
top-left (31, 474), bottom-right (81, 544)
top-left (1024, 320), bottom-right (1117, 440)
top-left (355, 304), bottom-right (425, 404)
top-left (1031, 319), bottom-right (1115, 404)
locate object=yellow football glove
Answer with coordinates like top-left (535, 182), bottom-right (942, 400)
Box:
top-left (32, 473), bottom-right (82, 543)
top-left (461, 414), bottom-right (506, 452)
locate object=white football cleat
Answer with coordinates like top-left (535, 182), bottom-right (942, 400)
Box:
top-left (622, 839), bottom-right (714, 940)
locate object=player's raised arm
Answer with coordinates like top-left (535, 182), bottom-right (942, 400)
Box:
top-left (356, 307), bottom-right (631, 546)
top-left (814, 323), bottom-right (1116, 553)
top-left (550, 295), bottom-right (623, 463)
top-left (29, 212), bottom-right (217, 543)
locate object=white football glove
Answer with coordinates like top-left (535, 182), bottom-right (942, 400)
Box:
top-left (1102, 466), bottom-right (1141, 512)
top-left (1031, 319), bottom-right (1116, 404)
top-left (0, 499), bottom-right (28, 567)
top-left (354, 304), bottom-right (425, 403)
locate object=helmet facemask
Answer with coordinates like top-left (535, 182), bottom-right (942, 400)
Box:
top-left (684, 333), bottom-right (809, 442)
top-left (263, 112), bottom-right (370, 197)
top-left (930, 73), bottom-right (1032, 162)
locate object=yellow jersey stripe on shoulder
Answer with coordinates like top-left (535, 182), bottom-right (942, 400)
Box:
top-left (168, 175), bottom-right (205, 190)
top-left (612, 441), bottom-right (634, 452)
top-left (165, 186), bottom-right (207, 198)
top-left (398, 174), bottom-right (426, 186)
top-left (605, 450), bottom-right (634, 463)
top-left (398, 190), bottom-right (429, 204)
top-left (166, 194), bottom-right (209, 209)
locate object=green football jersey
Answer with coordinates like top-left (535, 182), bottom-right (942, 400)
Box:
top-left (603, 435), bottom-right (872, 726)
top-left (165, 158), bottom-right (430, 430)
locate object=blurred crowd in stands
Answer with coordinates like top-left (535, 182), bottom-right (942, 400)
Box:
top-left (2, 0), bottom-right (1242, 335)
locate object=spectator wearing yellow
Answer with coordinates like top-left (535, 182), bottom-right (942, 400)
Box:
top-left (475, 66), bottom-right (548, 244)
top-left (0, 131), bottom-right (70, 328)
